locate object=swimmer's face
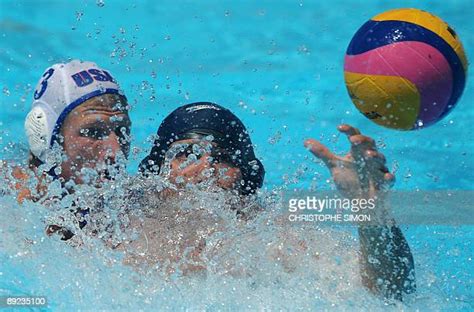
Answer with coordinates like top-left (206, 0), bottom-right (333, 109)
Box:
top-left (167, 139), bottom-right (242, 191)
top-left (58, 94), bottom-right (131, 185)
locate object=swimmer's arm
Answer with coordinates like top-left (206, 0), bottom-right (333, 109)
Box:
top-left (304, 125), bottom-right (415, 299)
top-left (358, 223), bottom-right (416, 301)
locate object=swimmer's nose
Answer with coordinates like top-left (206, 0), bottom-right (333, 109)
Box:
top-left (102, 132), bottom-right (122, 163)
top-left (200, 153), bottom-right (212, 163)
top-left (190, 153), bottom-right (212, 172)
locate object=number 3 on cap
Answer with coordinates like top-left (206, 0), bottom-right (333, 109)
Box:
top-left (34, 68), bottom-right (55, 100)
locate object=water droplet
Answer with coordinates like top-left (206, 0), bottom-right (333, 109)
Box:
top-left (75, 11), bottom-right (84, 21)
top-left (267, 131), bottom-right (282, 145)
top-left (298, 45), bottom-right (310, 54)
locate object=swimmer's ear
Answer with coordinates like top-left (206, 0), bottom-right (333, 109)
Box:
top-left (304, 138), bottom-right (337, 168)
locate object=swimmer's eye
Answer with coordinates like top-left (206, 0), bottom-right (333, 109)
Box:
top-left (175, 146), bottom-right (195, 159)
top-left (115, 126), bottom-right (131, 144)
top-left (211, 150), bottom-right (234, 165)
top-left (171, 145), bottom-right (234, 165)
top-left (80, 127), bottom-right (108, 140)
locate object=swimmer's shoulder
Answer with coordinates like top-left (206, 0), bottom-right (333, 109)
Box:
top-left (0, 160), bottom-right (28, 180)
top-left (0, 160), bottom-right (41, 203)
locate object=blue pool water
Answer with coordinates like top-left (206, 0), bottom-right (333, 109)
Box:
top-left (1, 0), bottom-right (473, 310)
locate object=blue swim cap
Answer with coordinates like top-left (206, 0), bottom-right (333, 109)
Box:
top-left (139, 102), bottom-right (265, 194)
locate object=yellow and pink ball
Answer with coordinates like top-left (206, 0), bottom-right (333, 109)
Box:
top-left (344, 8), bottom-right (468, 130)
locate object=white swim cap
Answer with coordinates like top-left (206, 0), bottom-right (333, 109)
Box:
top-left (25, 60), bottom-right (124, 162)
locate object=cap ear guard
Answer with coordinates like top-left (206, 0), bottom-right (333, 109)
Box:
top-left (25, 102), bottom-right (58, 162)
top-left (240, 157), bottom-right (265, 195)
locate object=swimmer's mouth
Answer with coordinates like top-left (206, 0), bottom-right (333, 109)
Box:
top-left (98, 169), bottom-right (113, 181)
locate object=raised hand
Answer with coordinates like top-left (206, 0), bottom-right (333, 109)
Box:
top-left (304, 124), bottom-right (394, 200)
top-left (305, 124), bottom-right (416, 299)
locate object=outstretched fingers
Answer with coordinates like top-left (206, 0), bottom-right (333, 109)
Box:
top-left (364, 149), bottom-right (387, 171)
top-left (338, 124), bottom-right (395, 189)
top-left (339, 124), bottom-right (377, 161)
top-left (364, 149), bottom-right (396, 190)
top-left (349, 135), bottom-right (377, 154)
top-left (383, 172), bottom-right (396, 189)
top-left (304, 138), bottom-right (338, 168)
top-left (338, 124), bottom-right (361, 136)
